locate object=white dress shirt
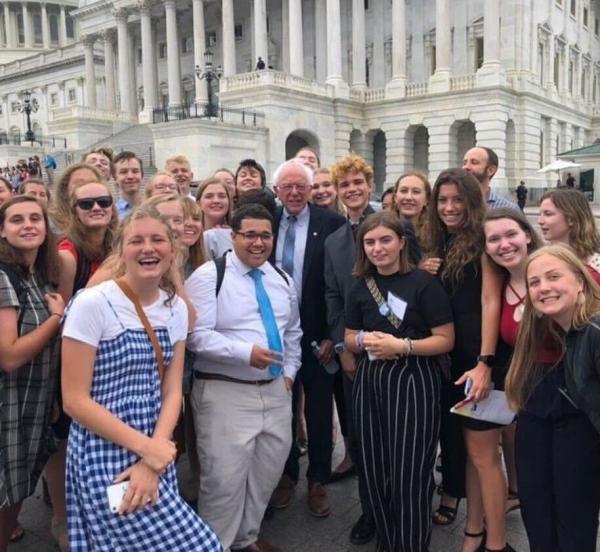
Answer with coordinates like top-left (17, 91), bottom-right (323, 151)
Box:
top-left (185, 251), bottom-right (303, 381)
top-left (275, 205), bottom-right (309, 301)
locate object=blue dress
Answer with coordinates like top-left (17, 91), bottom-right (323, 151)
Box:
top-left (64, 288), bottom-right (222, 552)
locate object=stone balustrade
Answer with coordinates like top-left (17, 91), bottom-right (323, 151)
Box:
top-left (406, 82), bottom-right (429, 97)
top-left (450, 74), bottom-right (476, 91)
top-left (49, 105), bottom-right (137, 123)
top-left (220, 69), bottom-right (333, 97)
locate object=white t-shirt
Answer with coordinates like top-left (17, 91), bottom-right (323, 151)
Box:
top-left (62, 280), bottom-right (188, 347)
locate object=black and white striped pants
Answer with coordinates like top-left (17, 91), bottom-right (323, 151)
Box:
top-left (353, 356), bottom-right (441, 552)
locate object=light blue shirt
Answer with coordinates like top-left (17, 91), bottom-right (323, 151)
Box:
top-left (487, 190), bottom-right (520, 211)
top-left (275, 205), bottom-right (309, 302)
top-left (116, 197), bottom-right (134, 220)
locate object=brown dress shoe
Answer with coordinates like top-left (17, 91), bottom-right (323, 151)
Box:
top-left (233, 539), bottom-right (282, 552)
top-left (308, 481), bottom-right (331, 517)
top-left (269, 474), bottom-right (296, 509)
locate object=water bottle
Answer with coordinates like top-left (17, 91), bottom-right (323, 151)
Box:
top-left (310, 341), bottom-right (340, 374)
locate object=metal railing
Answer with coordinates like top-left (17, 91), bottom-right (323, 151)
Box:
top-left (152, 103), bottom-right (264, 126)
top-left (0, 133), bottom-right (68, 149)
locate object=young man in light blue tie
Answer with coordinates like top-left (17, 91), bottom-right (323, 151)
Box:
top-left (185, 204), bottom-right (302, 552)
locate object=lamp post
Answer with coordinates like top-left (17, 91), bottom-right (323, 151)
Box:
top-left (17, 90), bottom-right (39, 143)
top-left (195, 50), bottom-right (223, 117)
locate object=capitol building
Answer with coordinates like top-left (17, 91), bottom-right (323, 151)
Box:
top-left (1, 0), bottom-right (600, 196)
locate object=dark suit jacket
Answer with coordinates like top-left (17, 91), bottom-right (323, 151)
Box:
top-left (272, 204), bottom-right (345, 347)
top-left (324, 206), bottom-right (420, 344)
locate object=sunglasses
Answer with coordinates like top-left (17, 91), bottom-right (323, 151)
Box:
top-left (75, 196), bottom-right (113, 210)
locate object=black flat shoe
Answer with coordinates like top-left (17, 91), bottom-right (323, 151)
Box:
top-left (326, 465), bottom-right (356, 484)
top-left (349, 513), bottom-right (376, 545)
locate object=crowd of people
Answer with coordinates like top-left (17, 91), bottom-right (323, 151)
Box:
top-left (1, 143), bottom-right (600, 552)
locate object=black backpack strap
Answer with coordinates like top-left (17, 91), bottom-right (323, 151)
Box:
top-left (214, 254), bottom-right (289, 296)
top-left (214, 254), bottom-right (227, 296)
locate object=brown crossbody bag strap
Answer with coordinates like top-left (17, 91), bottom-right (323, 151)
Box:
top-left (115, 278), bottom-right (165, 382)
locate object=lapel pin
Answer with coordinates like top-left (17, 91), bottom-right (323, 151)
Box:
top-left (313, 232), bottom-right (318, 236)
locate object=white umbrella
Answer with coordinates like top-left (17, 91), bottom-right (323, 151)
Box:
top-left (537, 159), bottom-right (581, 173)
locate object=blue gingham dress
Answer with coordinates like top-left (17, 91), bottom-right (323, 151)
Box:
top-left (63, 283), bottom-right (221, 552)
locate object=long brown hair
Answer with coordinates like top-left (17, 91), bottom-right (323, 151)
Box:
top-left (505, 244), bottom-right (600, 410)
top-left (424, 168), bottom-right (485, 286)
top-left (353, 212), bottom-right (412, 278)
top-left (540, 189), bottom-right (600, 260)
top-left (67, 182), bottom-right (118, 262)
top-left (49, 163), bottom-right (105, 232)
top-left (113, 205), bottom-right (177, 303)
top-left (195, 178), bottom-right (232, 227)
top-left (0, 195), bottom-right (60, 285)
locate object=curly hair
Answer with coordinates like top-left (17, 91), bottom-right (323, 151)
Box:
top-left (425, 168), bottom-right (485, 286)
top-left (540, 188), bottom-right (600, 260)
top-left (330, 154), bottom-right (374, 187)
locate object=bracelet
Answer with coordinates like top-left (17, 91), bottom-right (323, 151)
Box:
top-left (403, 337), bottom-right (414, 356)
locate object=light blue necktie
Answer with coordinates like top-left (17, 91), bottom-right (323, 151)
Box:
top-left (248, 268), bottom-right (283, 378)
top-left (281, 215), bottom-right (297, 277)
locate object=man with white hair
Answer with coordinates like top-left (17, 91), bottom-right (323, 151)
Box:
top-left (268, 160), bottom-right (345, 517)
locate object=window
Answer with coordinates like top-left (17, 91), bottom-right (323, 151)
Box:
top-left (235, 24), bottom-right (243, 41)
top-left (476, 37), bottom-right (484, 69)
top-left (538, 44), bottom-right (545, 85)
top-left (50, 92), bottom-right (58, 106)
top-left (540, 130), bottom-right (545, 166)
top-left (49, 15), bottom-right (58, 42)
top-left (431, 45), bottom-right (436, 74)
top-left (137, 48), bottom-right (142, 64)
top-left (570, 0), bottom-right (576, 17)
top-left (569, 60), bottom-right (574, 93)
top-left (16, 14), bottom-right (24, 44)
top-left (364, 0), bottom-right (369, 9)
top-left (581, 68), bottom-right (587, 98)
top-left (33, 14), bottom-right (42, 44)
top-left (66, 15), bottom-right (74, 38)
top-left (594, 75), bottom-right (598, 102)
top-left (554, 52), bottom-right (560, 87)
top-left (181, 36), bottom-right (193, 53)
top-left (67, 89), bottom-right (76, 103)
top-left (159, 42), bottom-right (167, 59)
top-left (207, 31), bottom-right (217, 47)
top-left (595, 18), bottom-right (599, 36)
top-left (584, 7), bottom-right (589, 27)
top-left (10, 101), bottom-right (18, 113)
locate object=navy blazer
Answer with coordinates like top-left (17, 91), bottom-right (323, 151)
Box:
top-left (271, 203), bottom-right (346, 347)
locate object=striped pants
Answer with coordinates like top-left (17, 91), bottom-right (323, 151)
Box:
top-left (353, 356), bottom-right (441, 552)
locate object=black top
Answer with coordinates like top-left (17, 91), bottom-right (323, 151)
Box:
top-left (345, 269), bottom-right (453, 339)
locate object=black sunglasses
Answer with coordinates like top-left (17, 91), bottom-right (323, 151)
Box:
top-left (75, 196), bottom-right (113, 210)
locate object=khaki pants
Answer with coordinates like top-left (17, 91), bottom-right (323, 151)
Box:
top-left (191, 378), bottom-right (292, 551)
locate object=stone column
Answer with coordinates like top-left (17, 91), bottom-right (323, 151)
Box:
top-left (325, 0), bottom-right (348, 95)
top-left (477, 0), bottom-right (505, 84)
top-left (253, 0), bottom-right (267, 68)
top-left (115, 9), bottom-right (133, 114)
top-left (386, 0), bottom-right (406, 96)
top-left (372, 0), bottom-right (384, 87)
top-left (314, 0), bottom-right (326, 81)
top-left (41, 3), bottom-right (50, 48)
top-left (139, 2), bottom-right (158, 114)
top-left (4, 4), bottom-right (15, 48)
top-left (281, 0), bottom-right (289, 72)
top-left (22, 3), bottom-right (32, 48)
top-left (164, 0), bottom-right (181, 107)
top-left (59, 5), bottom-right (67, 46)
top-left (103, 30), bottom-right (117, 111)
top-left (222, 0), bottom-right (235, 76)
top-left (83, 35), bottom-right (97, 108)
top-left (192, 0), bottom-right (207, 104)
top-left (429, 0), bottom-right (451, 92)
top-left (288, 0), bottom-right (303, 76)
top-left (351, 0), bottom-right (366, 90)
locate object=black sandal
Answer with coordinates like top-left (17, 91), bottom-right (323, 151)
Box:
top-left (432, 497), bottom-right (460, 526)
top-left (464, 529), bottom-right (486, 552)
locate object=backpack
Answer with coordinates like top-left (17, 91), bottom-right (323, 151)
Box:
top-left (213, 253), bottom-right (289, 296)
top-left (0, 262), bottom-right (29, 332)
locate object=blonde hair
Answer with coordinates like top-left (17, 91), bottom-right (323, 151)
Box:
top-left (113, 205), bottom-right (178, 303)
top-left (505, 244), bottom-right (600, 410)
top-left (180, 197), bottom-right (206, 271)
top-left (330, 154), bottom-right (374, 188)
top-left (313, 167), bottom-right (345, 214)
top-left (393, 170), bottom-right (431, 240)
top-left (165, 155), bottom-right (191, 171)
top-left (145, 171), bottom-right (181, 198)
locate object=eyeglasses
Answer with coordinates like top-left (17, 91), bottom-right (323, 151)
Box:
top-left (75, 196), bottom-right (113, 210)
top-left (235, 231), bottom-right (273, 242)
top-left (154, 183), bottom-right (177, 191)
top-left (278, 183), bottom-right (309, 193)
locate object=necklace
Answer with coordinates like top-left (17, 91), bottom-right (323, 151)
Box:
top-left (507, 280), bottom-right (526, 322)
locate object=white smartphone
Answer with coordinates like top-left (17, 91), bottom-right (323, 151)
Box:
top-left (106, 481), bottom-right (129, 513)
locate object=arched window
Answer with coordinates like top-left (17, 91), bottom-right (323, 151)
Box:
top-left (49, 14), bottom-right (59, 43)
top-left (33, 14), bottom-right (42, 44)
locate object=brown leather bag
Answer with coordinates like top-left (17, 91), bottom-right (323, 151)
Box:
top-left (115, 278), bottom-right (165, 382)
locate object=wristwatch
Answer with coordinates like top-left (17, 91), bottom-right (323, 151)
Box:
top-left (477, 354), bottom-right (495, 366)
top-left (334, 342), bottom-right (345, 355)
